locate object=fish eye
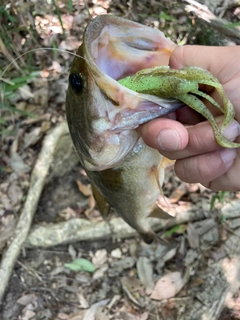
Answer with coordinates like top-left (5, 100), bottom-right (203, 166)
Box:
top-left (69, 73), bottom-right (83, 93)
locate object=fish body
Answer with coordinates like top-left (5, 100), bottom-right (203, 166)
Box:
top-left (66, 15), bottom-right (182, 243)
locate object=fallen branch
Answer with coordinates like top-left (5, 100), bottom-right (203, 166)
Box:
top-left (0, 122), bottom-right (69, 302)
top-left (183, 0), bottom-right (240, 44)
top-left (25, 202), bottom-right (210, 248)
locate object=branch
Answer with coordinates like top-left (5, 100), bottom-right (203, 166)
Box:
top-left (0, 122), bottom-right (69, 302)
top-left (183, 0), bottom-right (240, 44)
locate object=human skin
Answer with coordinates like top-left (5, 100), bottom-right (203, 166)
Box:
top-left (139, 45), bottom-right (240, 191)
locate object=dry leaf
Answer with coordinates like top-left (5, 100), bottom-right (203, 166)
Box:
top-left (169, 182), bottom-right (188, 203)
top-left (77, 293), bottom-right (89, 309)
top-left (187, 223), bottom-right (199, 249)
top-left (121, 276), bottom-right (143, 307)
top-left (18, 84), bottom-right (34, 100)
top-left (7, 181), bottom-right (23, 206)
top-left (76, 180), bottom-right (92, 197)
top-left (23, 127), bottom-right (42, 148)
top-left (136, 257), bottom-right (154, 294)
top-left (151, 272), bottom-right (184, 300)
top-left (82, 299), bottom-right (110, 320)
top-left (95, 306), bottom-right (110, 320)
top-left (9, 152), bottom-right (29, 173)
top-left (17, 293), bottom-right (37, 305)
top-left (92, 249), bottom-right (108, 268)
top-left (85, 193), bottom-right (96, 218)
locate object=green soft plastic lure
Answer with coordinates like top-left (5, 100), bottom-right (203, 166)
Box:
top-left (119, 66), bottom-right (240, 148)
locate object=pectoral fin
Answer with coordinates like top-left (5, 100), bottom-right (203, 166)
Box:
top-left (91, 184), bottom-right (111, 219)
top-left (149, 205), bottom-right (175, 220)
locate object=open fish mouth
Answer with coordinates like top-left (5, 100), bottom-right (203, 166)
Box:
top-left (83, 15), bottom-right (183, 131)
top-left (66, 15), bottom-right (183, 171)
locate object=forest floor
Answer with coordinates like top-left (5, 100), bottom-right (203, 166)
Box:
top-left (1, 0), bottom-right (240, 319)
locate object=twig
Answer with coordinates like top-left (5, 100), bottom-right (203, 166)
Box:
top-left (0, 121), bottom-right (69, 303)
top-left (183, 0), bottom-right (240, 44)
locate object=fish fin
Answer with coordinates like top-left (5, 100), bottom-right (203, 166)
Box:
top-left (161, 157), bottom-right (175, 169)
top-left (140, 233), bottom-right (155, 244)
top-left (91, 184), bottom-right (111, 219)
top-left (149, 205), bottom-right (175, 220)
top-left (152, 157), bottom-right (175, 195)
top-left (140, 229), bottom-right (169, 245)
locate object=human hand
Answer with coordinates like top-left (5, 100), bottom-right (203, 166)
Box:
top-left (139, 45), bottom-right (240, 191)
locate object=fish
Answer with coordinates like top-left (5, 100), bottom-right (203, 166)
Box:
top-left (65, 15), bottom-right (186, 243)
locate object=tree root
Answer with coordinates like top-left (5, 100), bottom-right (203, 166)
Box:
top-left (0, 122), bottom-right (69, 302)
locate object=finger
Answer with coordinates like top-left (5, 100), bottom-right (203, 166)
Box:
top-left (206, 152), bottom-right (240, 191)
top-left (174, 148), bottom-right (238, 189)
top-left (175, 106), bottom-right (205, 125)
top-left (139, 118), bottom-right (189, 152)
top-left (155, 117), bottom-right (240, 160)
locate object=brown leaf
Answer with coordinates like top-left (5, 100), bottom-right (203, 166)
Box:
top-left (76, 180), bottom-right (92, 197)
top-left (151, 272), bottom-right (184, 300)
top-left (169, 182), bottom-right (188, 203)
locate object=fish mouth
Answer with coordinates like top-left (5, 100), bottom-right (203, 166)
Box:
top-left (74, 15), bottom-right (183, 171)
top-left (84, 15), bottom-right (183, 131)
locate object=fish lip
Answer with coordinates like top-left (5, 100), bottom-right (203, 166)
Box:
top-left (111, 102), bottom-right (183, 131)
top-left (83, 15), bottom-right (183, 130)
top-left (68, 16), bottom-right (183, 171)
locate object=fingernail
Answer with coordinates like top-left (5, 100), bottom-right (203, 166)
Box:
top-left (157, 129), bottom-right (181, 150)
top-left (220, 148), bottom-right (237, 165)
top-left (222, 120), bottom-right (240, 141)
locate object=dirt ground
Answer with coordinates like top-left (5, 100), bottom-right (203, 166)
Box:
top-left (1, 0), bottom-right (240, 319)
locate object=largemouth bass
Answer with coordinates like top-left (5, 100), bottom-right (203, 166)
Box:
top-left (66, 15), bottom-right (183, 243)
top-left (67, 15), bottom-right (237, 243)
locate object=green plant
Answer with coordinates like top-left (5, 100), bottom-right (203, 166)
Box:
top-left (210, 191), bottom-right (230, 210)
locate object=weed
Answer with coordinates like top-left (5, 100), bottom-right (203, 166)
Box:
top-left (210, 191), bottom-right (230, 211)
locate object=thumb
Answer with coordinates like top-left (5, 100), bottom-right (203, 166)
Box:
top-left (169, 45), bottom-right (213, 69)
top-left (169, 45), bottom-right (240, 85)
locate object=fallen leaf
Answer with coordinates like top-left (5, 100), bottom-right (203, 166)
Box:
top-left (111, 248), bottom-right (122, 259)
top-left (92, 249), bottom-right (108, 268)
top-left (7, 181), bottom-right (23, 206)
top-left (9, 152), bottom-right (29, 173)
top-left (76, 180), bottom-right (92, 197)
top-left (82, 299), bottom-right (110, 320)
top-left (187, 223), bottom-right (199, 249)
top-left (64, 258), bottom-right (96, 273)
top-left (136, 257), bottom-right (154, 294)
top-left (120, 276), bottom-right (144, 307)
top-left (95, 306), bottom-right (110, 320)
top-left (169, 182), bottom-right (187, 203)
top-left (23, 127), bottom-right (42, 148)
top-left (77, 293), bottom-right (89, 309)
top-left (151, 272), bottom-right (184, 300)
top-left (18, 84), bottom-right (34, 100)
top-left (17, 293), bottom-right (37, 305)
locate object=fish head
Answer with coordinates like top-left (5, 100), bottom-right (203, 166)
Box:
top-left (66, 15), bottom-right (180, 171)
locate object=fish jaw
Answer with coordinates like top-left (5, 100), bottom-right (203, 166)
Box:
top-left (66, 15), bottom-right (181, 171)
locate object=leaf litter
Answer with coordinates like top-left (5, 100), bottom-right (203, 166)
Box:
top-left (1, 0), bottom-right (240, 319)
